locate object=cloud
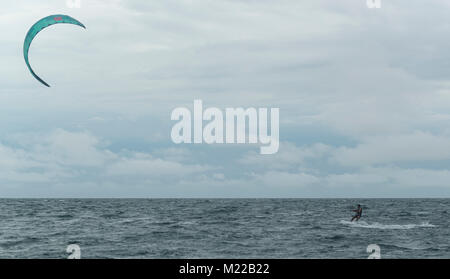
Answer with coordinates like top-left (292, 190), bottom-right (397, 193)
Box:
top-left (106, 154), bottom-right (210, 177)
top-left (2, 129), bottom-right (450, 197)
top-left (1, 1), bottom-right (450, 197)
top-left (239, 142), bottom-right (332, 171)
top-left (332, 131), bottom-right (450, 167)
top-left (251, 170), bottom-right (320, 188)
top-left (0, 130), bottom-right (209, 191)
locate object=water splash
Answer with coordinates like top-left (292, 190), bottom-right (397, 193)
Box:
top-left (340, 220), bottom-right (436, 230)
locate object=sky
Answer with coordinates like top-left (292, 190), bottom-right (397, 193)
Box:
top-left (1, 0), bottom-right (450, 197)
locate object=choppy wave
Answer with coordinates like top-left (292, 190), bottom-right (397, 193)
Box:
top-left (0, 199), bottom-right (448, 258)
top-left (340, 220), bottom-right (436, 230)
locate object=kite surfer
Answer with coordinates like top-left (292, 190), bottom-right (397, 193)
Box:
top-left (351, 204), bottom-right (362, 222)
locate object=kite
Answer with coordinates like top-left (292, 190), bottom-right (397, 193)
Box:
top-left (23, 15), bottom-right (86, 87)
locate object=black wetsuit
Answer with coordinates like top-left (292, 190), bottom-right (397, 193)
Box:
top-left (356, 208), bottom-right (362, 218)
top-left (352, 207), bottom-right (362, 221)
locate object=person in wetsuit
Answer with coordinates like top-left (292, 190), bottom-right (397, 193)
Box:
top-left (351, 204), bottom-right (362, 222)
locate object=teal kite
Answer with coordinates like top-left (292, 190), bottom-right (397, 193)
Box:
top-left (23, 15), bottom-right (86, 87)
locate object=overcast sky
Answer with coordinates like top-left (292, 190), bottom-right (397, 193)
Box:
top-left (1, 0), bottom-right (450, 197)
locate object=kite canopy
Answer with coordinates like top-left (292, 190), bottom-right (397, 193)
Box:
top-left (23, 15), bottom-right (86, 87)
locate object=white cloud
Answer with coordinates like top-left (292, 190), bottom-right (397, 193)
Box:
top-left (0, 130), bottom-right (209, 191)
top-left (252, 171), bottom-right (320, 188)
top-left (106, 154), bottom-right (210, 177)
top-left (239, 142), bottom-right (332, 170)
top-left (332, 131), bottom-right (450, 166)
top-left (2, 1), bottom-right (450, 196)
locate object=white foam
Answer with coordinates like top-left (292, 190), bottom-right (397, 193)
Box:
top-left (340, 220), bottom-right (436, 230)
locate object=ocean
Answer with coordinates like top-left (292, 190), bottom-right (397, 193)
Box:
top-left (0, 199), bottom-right (447, 259)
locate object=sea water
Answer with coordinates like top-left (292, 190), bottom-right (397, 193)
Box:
top-left (0, 199), bottom-right (447, 258)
